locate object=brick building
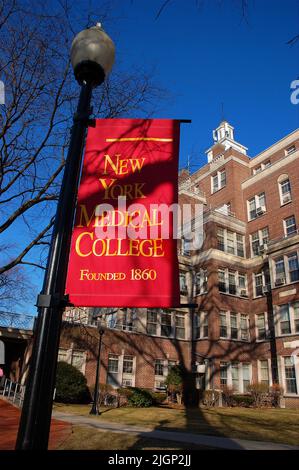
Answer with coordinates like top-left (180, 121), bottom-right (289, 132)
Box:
top-left (60, 121), bottom-right (299, 407)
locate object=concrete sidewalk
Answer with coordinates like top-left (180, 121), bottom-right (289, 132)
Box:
top-left (53, 410), bottom-right (299, 451)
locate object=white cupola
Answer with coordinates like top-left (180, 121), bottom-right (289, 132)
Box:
top-left (206, 121), bottom-right (248, 162)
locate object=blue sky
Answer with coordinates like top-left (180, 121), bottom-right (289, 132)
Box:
top-left (10, 0), bottom-right (299, 314)
top-left (107, 0), bottom-right (299, 172)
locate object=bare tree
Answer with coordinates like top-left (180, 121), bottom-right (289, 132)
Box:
top-left (0, 0), bottom-right (167, 303)
top-left (0, 264), bottom-right (32, 309)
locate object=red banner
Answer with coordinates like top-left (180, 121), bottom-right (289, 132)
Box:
top-left (65, 118), bottom-right (180, 307)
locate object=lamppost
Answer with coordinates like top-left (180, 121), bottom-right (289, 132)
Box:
top-left (15, 24), bottom-right (115, 450)
top-left (90, 323), bottom-right (105, 415)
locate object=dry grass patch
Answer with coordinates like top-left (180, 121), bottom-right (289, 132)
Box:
top-left (53, 404), bottom-right (299, 446)
top-left (57, 425), bottom-right (212, 450)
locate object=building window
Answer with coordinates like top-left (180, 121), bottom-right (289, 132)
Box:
top-left (147, 310), bottom-right (158, 335)
top-left (247, 193), bottom-right (266, 220)
top-left (195, 312), bottom-right (208, 339)
top-left (240, 315), bottom-right (249, 341)
top-left (195, 269), bottom-right (208, 295)
top-left (211, 169), bottom-right (226, 193)
top-left (279, 178), bottom-right (292, 205)
top-left (259, 360), bottom-right (270, 386)
top-left (181, 237), bottom-right (191, 256)
top-left (216, 227), bottom-right (245, 257)
top-left (253, 161), bottom-right (271, 174)
top-left (228, 272), bottom-right (237, 295)
top-left (256, 313), bottom-right (267, 340)
top-left (277, 302), bottom-right (299, 336)
top-left (154, 359), bottom-right (164, 377)
top-left (285, 145), bottom-right (296, 155)
top-left (123, 355), bottom-right (134, 374)
top-left (161, 311), bottom-right (172, 337)
top-left (220, 311), bottom-right (250, 341)
top-left (288, 253), bottom-right (299, 282)
top-left (202, 312), bottom-right (209, 338)
top-left (250, 227), bottom-right (269, 256)
top-left (279, 305), bottom-right (291, 335)
top-left (217, 227), bottom-right (225, 251)
top-left (294, 302), bottom-right (299, 333)
top-left (58, 349), bottom-right (68, 363)
top-left (220, 312), bottom-right (228, 338)
top-left (194, 312), bottom-right (200, 339)
top-left (218, 269), bottom-right (226, 293)
top-left (230, 313), bottom-right (238, 339)
top-left (218, 268), bottom-right (247, 296)
top-left (242, 364), bottom-right (251, 392)
top-left (253, 271), bottom-right (270, 297)
top-left (236, 234), bottom-right (245, 257)
top-left (175, 313), bottom-right (185, 339)
top-left (273, 252), bottom-right (299, 286)
top-left (57, 348), bottom-right (86, 374)
top-left (180, 272), bottom-right (188, 295)
top-left (117, 308), bottom-right (136, 331)
top-left (274, 258), bottom-right (286, 285)
top-left (71, 351), bottom-right (86, 372)
top-left (231, 364), bottom-right (239, 391)
top-left (108, 354), bottom-right (119, 373)
top-left (284, 215), bottom-right (297, 237)
top-left (254, 273), bottom-right (263, 297)
top-left (284, 357), bottom-right (297, 394)
top-left (220, 362), bottom-right (228, 387)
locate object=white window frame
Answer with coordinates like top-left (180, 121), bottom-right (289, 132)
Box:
top-left (257, 359), bottom-right (273, 386)
top-left (275, 302), bottom-right (299, 336)
top-left (279, 178), bottom-right (292, 206)
top-left (247, 193), bottom-right (266, 221)
top-left (195, 311), bottom-right (208, 339)
top-left (194, 269), bottom-right (208, 296)
top-left (220, 362), bottom-right (252, 393)
top-left (219, 311), bottom-right (250, 342)
top-left (175, 312), bottom-right (186, 340)
top-left (272, 250), bottom-right (299, 287)
top-left (255, 312), bottom-right (270, 341)
top-left (283, 215), bottom-right (297, 237)
top-left (57, 347), bottom-right (86, 374)
top-left (211, 169), bottom-right (226, 193)
top-left (217, 227), bottom-right (245, 257)
top-left (253, 271), bottom-right (270, 298)
top-left (218, 268), bottom-right (248, 297)
top-left (250, 227), bottom-right (269, 257)
top-left (180, 271), bottom-right (188, 295)
top-left (253, 160), bottom-right (271, 175)
top-left (280, 356), bottom-right (299, 396)
top-left (285, 145), bottom-right (296, 156)
top-left (154, 359), bottom-right (177, 390)
top-left (146, 309), bottom-right (158, 336)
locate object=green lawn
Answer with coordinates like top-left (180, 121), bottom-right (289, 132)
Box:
top-left (53, 404), bottom-right (299, 446)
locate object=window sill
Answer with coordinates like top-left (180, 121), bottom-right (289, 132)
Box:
top-left (248, 212), bottom-right (267, 222)
top-left (275, 333), bottom-right (299, 338)
top-left (218, 292), bottom-right (250, 299)
top-left (272, 280), bottom-right (299, 290)
top-left (280, 200), bottom-right (292, 207)
top-left (219, 337), bottom-right (250, 342)
top-left (211, 185), bottom-right (226, 195)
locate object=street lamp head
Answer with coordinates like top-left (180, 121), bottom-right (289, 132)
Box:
top-left (71, 23), bottom-right (115, 87)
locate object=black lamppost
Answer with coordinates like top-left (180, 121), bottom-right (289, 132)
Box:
top-left (15, 24), bottom-right (115, 450)
top-left (90, 324), bottom-right (105, 415)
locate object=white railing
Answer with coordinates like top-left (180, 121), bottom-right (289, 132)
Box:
top-left (1, 378), bottom-right (26, 408)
